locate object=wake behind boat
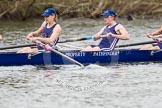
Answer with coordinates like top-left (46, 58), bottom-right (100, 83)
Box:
top-left (0, 49), bottom-right (162, 66)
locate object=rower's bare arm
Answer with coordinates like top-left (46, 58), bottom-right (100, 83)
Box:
top-left (26, 21), bottom-right (46, 40)
top-left (113, 24), bottom-right (130, 40)
top-left (150, 27), bottom-right (162, 36)
top-left (93, 26), bottom-right (106, 40)
top-left (33, 21), bottom-right (46, 36)
top-left (36, 24), bottom-right (62, 43)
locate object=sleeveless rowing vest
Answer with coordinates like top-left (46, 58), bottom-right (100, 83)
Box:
top-left (42, 23), bottom-right (59, 46)
top-left (98, 24), bottom-right (119, 51)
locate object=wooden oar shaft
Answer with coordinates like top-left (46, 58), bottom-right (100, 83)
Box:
top-left (116, 41), bottom-right (155, 48)
top-left (0, 43), bottom-right (35, 50)
top-left (0, 36), bottom-right (93, 50)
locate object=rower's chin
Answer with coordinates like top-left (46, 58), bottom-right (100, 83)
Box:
top-left (45, 20), bottom-right (49, 23)
top-left (0, 35), bottom-right (2, 40)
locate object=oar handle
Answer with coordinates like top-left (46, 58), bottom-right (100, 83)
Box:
top-left (86, 36), bottom-right (94, 40)
top-left (150, 36), bottom-right (162, 43)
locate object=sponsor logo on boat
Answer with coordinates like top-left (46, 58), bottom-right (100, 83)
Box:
top-left (65, 51), bottom-right (119, 57)
top-left (65, 52), bottom-right (86, 57)
top-left (93, 51), bottom-right (119, 56)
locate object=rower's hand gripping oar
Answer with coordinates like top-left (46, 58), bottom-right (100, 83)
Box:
top-left (149, 35), bottom-right (162, 55)
top-left (150, 35), bottom-right (162, 43)
top-left (35, 40), bottom-right (84, 68)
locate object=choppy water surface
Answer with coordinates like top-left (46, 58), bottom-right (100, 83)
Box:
top-left (0, 18), bottom-right (162, 108)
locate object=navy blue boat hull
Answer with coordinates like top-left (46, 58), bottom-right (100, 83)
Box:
top-left (0, 49), bottom-right (162, 66)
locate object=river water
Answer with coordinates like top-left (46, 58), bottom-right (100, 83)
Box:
top-left (0, 18), bottom-right (162, 108)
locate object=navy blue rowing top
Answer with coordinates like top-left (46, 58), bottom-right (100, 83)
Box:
top-left (42, 23), bottom-right (59, 46)
top-left (98, 23), bottom-right (119, 51)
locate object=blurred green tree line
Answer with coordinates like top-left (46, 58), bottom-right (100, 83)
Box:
top-left (0, 0), bottom-right (162, 20)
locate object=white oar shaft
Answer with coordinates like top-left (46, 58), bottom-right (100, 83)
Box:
top-left (58, 44), bottom-right (83, 50)
top-left (50, 48), bottom-right (84, 67)
top-left (35, 40), bottom-right (84, 67)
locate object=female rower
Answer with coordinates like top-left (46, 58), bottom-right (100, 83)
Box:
top-left (140, 27), bottom-right (162, 50)
top-left (17, 8), bottom-right (62, 53)
top-left (82, 9), bottom-right (129, 52)
top-left (0, 34), bottom-right (2, 40)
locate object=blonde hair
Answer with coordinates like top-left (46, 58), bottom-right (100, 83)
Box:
top-left (54, 14), bottom-right (58, 22)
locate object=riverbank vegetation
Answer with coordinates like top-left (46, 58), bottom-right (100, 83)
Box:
top-left (0, 0), bottom-right (162, 20)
